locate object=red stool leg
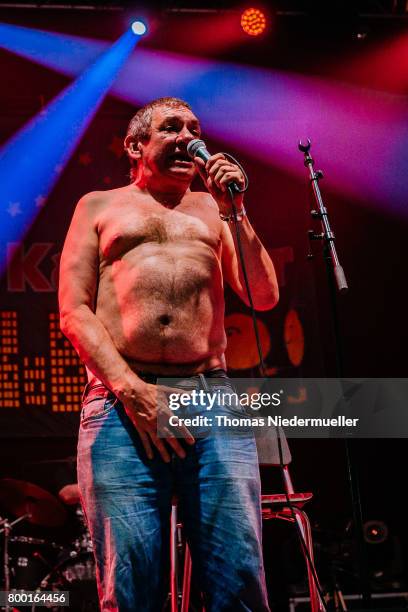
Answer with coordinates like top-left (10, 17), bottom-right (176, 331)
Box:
top-left (292, 507), bottom-right (324, 612)
top-left (181, 544), bottom-right (192, 612)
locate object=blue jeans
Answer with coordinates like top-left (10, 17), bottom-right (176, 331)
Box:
top-left (77, 373), bottom-right (270, 612)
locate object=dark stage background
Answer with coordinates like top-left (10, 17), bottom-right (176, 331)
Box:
top-left (1, 1), bottom-right (408, 607)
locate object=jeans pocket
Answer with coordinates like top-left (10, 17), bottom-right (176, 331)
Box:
top-left (81, 395), bottom-right (117, 424)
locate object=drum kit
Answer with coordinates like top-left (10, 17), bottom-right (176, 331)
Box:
top-left (0, 478), bottom-right (98, 611)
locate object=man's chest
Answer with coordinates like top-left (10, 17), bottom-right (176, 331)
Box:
top-left (97, 199), bottom-right (222, 261)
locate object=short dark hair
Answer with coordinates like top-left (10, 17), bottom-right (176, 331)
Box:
top-left (126, 97), bottom-right (192, 144)
top-left (125, 97), bottom-right (193, 180)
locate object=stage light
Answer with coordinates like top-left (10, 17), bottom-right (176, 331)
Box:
top-left (241, 8), bottom-right (267, 37)
top-left (131, 20), bottom-right (147, 36)
top-left (364, 520), bottom-right (389, 545)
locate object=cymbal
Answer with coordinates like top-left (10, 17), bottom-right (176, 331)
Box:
top-left (0, 479), bottom-right (67, 528)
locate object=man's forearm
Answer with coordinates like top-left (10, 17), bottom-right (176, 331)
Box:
top-left (231, 215), bottom-right (279, 311)
top-left (60, 305), bottom-right (141, 396)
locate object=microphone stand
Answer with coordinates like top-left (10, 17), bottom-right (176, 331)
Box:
top-left (298, 139), bottom-right (371, 608)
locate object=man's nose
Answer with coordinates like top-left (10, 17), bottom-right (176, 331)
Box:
top-left (176, 127), bottom-right (195, 145)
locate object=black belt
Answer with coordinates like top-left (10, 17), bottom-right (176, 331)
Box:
top-left (83, 368), bottom-right (228, 403)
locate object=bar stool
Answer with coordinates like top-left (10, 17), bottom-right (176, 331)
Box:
top-left (257, 430), bottom-right (325, 612)
top-left (169, 431), bottom-right (324, 611)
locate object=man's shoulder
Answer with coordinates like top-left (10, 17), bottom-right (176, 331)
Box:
top-left (76, 186), bottom-right (133, 217)
top-left (79, 185), bottom-right (130, 206)
top-left (190, 191), bottom-right (218, 210)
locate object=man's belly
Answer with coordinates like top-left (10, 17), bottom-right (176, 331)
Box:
top-left (95, 251), bottom-right (227, 366)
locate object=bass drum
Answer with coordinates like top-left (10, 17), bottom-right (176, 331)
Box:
top-left (31, 551), bottom-right (98, 612)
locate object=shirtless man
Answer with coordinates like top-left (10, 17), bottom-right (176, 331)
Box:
top-left (59, 97), bottom-right (278, 611)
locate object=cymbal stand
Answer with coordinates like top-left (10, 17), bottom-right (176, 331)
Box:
top-left (0, 513), bottom-right (31, 612)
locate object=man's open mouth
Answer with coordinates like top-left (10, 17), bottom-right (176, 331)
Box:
top-left (168, 152), bottom-right (192, 164)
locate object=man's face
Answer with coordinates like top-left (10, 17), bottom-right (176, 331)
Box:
top-left (137, 105), bottom-right (201, 184)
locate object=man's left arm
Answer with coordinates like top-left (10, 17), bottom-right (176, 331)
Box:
top-left (195, 152), bottom-right (279, 311)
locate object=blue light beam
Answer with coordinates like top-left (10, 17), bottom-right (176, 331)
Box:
top-left (0, 28), bottom-right (139, 274)
top-left (0, 23), bottom-right (105, 75)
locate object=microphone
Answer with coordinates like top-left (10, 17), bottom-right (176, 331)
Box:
top-left (186, 139), bottom-right (241, 193)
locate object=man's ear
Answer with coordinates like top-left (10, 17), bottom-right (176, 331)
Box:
top-left (124, 135), bottom-right (142, 160)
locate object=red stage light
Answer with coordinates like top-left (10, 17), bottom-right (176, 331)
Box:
top-left (241, 8), bottom-right (267, 37)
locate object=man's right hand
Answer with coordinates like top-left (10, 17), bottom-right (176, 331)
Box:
top-left (116, 381), bottom-right (195, 462)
